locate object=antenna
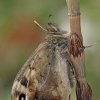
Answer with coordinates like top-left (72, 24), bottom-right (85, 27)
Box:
top-left (45, 14), bottom-right (54, 30)
top-left (34, 20), bottom-right (47, 32)
top-left (34, 14), bottom-right (55, 34)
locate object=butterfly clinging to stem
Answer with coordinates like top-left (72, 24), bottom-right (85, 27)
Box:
top-left (11, 15), bottom-right (92, 100)
top-left (11, 15), bottom-right (75, 100)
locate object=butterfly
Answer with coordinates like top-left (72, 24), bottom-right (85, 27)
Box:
top-left (11, 21), bottom-right (75, 100)
top-left (11, 17), bottom-right (92, 100)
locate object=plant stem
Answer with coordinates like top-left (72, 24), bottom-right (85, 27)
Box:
top-left (66, 0), bottom-right (83, 41)
top-left (66, 0), bottom-right (92, 100)
top-left (66, 0), bottom-right (80, 15)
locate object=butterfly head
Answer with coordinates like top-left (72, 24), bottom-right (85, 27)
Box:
top-left (46, 22), bottom-right (60, 33)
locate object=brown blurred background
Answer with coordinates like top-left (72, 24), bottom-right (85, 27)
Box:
top-left (0, 0), bottom-right (100, 100)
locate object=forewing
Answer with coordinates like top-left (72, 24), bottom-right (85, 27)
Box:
top-left (11, 41), bottom-right (51, 100)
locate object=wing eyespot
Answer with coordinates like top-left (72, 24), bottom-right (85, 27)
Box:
top-left (19, 94), bottom-right (26, 100)
top-left (29, 89), bottom-right (32, 92)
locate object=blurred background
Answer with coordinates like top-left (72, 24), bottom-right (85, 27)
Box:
top-left (0, 0), bottom-right (100, 100)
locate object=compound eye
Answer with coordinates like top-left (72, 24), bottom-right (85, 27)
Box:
top-left (19, 94), bottom-right (26, 100)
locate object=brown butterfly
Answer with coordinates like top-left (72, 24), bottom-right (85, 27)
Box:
top-left (11, 21), bottom-right (75, 100)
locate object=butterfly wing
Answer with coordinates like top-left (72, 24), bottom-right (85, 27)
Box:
top-left (34, 35), bottom-right (75, 100)
top-left (11, 41), bottom-right (51, 100)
